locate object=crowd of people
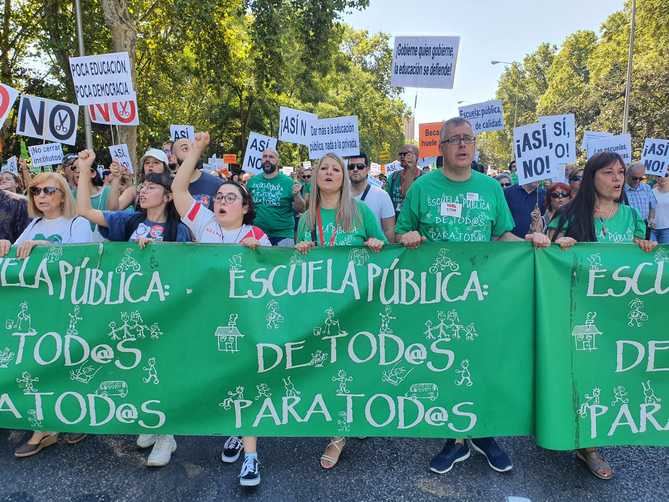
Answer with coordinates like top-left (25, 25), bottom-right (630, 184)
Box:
top-left (0, 117), bottom-right (665, 486)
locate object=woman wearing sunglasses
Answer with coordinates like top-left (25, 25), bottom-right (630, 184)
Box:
top-left (173, 132), bottom-right (269, 487)
top-left (548, 152), bottom-right (656, 480)
top-left (0, 171), bottom-right (92, 457)
top-left (295, 152), bottom-right (386, 470)
top-left (568, 168), bottom-right (584, 198)
top-left (532, 182), bottom-right (571, 233)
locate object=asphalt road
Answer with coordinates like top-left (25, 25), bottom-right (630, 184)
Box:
top-left (0, 432), bottom-right (666, 501)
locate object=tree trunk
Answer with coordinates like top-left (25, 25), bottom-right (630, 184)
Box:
top-left (100, 0), bottom-right (138, 166)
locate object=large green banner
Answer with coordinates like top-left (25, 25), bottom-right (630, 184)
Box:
top-left (0, 242), bottom-right (666, 449)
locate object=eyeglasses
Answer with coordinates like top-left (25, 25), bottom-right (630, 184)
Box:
top-left (551, 192), bottom-right (570, 199)
top-left (347, 163), bottom-right (367, 171)
top-left (441, 135), bottom-right (476, 145)
top-left (569, 176), bottom-right (583, 182)
top-left (303, 175), bottom-right (312, 180)
top-left (215, 193), bottom-right (241, 204)
top-left (501, 182), bottom-right (511, 187)
top-left (30, 186), bottom-right (62, 197)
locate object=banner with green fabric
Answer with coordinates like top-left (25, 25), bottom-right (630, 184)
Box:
top-left (0, 242), bottom-right (666, 449)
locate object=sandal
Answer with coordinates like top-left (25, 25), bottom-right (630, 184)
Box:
top-left (320, 437), bottom-right (346, 470)
top-left (64, 433), bottom-right (87, 445)
top-left (576, 448), bottom-right (614, 480)
top-left (14, 433), bottom-right (58, 458)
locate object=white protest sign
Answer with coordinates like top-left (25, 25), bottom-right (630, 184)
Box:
top-left (370, 162), bottom-right (381, 176)
top-left (69, 52), bottom-right (134, 106)
top-left (281, 166), bottom-right (294, 176)
top-left (16, 95), bottom-right (79, 146)
top-left (391, 36), bottom-right (460, 89)
top-left (586, 133), bottom-right (632, 164)
top-left (242, 132), bottom-right (278, 174)
top-left (28, 143), bottom-right (64, 168)
top-left (109, 143), bottom-right (134, 173)
top-left (367, 175), bottom-right (384, 188)
top-left (641, 138), bottom-right (669, 177)
top-left (88, 94), bottom-right (139, 125)
top-left (170, 125), bottom-right (195, 142)
top-left (308, 115), bottom-right (360, 160)
top-left (582, 130), bottom-right (612, 151)
top-left (539, 113), bottom-right (576, 164)
top-left (551, 164), bottom-right (568, 184)
top-left (0, 83), bottom-right (19, 128)
top-left (385, 160), bottom-right (403, 174)
top-left (301, 161), bottom-right (312, 169)
top-left (279, 106), bottom-right (317, 146)
top-left (513, 123), bottom-right (557, 184)
top-left (1, 156), bottom-right (18, 175)
top-left (458, 100), bottom-right (504, 133)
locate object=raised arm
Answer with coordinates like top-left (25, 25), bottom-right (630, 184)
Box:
top-left (76, 150), bottom-right (108, 228)
top-left (172, 132), bottom-right (209, 217)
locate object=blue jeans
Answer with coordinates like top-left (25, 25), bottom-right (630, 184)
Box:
top-left (654, 227), bottom-right (669, 244)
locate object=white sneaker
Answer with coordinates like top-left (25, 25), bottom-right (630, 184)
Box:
top-left (137, 434), bottom-right (157, 449)
top-left (146, 435), bottom-right (176, 467)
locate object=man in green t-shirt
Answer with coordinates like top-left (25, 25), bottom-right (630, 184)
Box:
top-left (246, 148), bottom-right (305, 246)
top-left (396, 116), bottom-right (548, 476)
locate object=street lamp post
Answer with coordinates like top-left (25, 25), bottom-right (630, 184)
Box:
top-left (74, 0), bottom-right (93, 149)
top-left (622, 0), bottom-right (637, 134)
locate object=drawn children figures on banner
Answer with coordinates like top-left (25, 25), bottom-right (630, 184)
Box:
top-left (27, 409), bottom-right (43, 429)
top-left (611, 386), bottom-right (629, 407)
top-left (337, 411), bottom-right (351, 434)
top-left (429, 248), bottom-right (459, 274)
top-left (254, 383), bottom-right (272, 401)
top-left (586, 253), bottom-right (603, 271)
top-left (46, 245), bottom-right (63, 263)
top-left (70, 363), bottom-right (101, 384)
top-left (323, 307), bottom-right (346, 337)
top-left (455, 359), bottom-right (473, 387)
top-left (5, 302), bottom-right (33, 332)
top-left (265, 300), bottom-right (284, 329)
top-left (577, 387), bottom-right (601, 417)
top-left (382, 363), bottom-right (412, 386)
top-left (67, 305), bottom-right (83, 336)
top-left (310, 350), bottom-right (327, 368)
top-left (143, 357), bottom-right (159, 384)
top-left (379, 306), bottom-right (396, 335)
top-left (642, 380), bottom-right (662, 405)
top-left (332, 369), bottom-right (353, 394)
top-left (348, 248), bottom-right (370, 266)
top-left (220, 386), bottom-right (245, 410)
top-left (627, 299), bottom-right (648, 328)
top-left (0, 347), bottom-right (16, 368)
top-left (16, 371), bottom-right (39, 393)
top-left (283, 376), bottom-right (301, 398)
top-left (115, 248), bottom-right (141, 273)
top-left (228, 254), bottom-right (243, 271)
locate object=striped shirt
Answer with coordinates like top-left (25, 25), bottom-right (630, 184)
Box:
top-left (624, 183), bottom-right (656, 221)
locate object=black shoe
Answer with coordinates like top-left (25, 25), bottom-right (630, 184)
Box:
top-left (239, 455), bottom-right (260, 487)
top-left (469, 437), bottom-right (513, 472)
top-left (221, 436), bottom-right (243, 463)
top-left (429, 440), bottom-right (470, 474)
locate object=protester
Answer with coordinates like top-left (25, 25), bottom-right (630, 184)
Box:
top-left (532, 182), bottom-right (570, 232)
top-left (652, 173), bottom-right (669, 243)
top-left (508, 160), bottom-right (518, 184)
top-left (295, 152), bottom-right (386, 470)
top-left (162, 140), bottom-right (177, 172)
top-left (1, 170), bottom-right (24, 194)
top-left (71, 154), bottom-right (114, 238)
top-left (346, 152), bottom-right (395, 242)
top-left (172, 132), bottom-right (269, 485)
top-left (569, 168), bottom-right (584, 198)
top-left (624, 162), bottom-right (657, 239)
top-left (109, 148), bottom-right (171, 210)
top-left (246, 148), bottom-right (305, 246)
top-left (396, 117), bottom-right (549, 476)
top-left (504, 181), bottom-right (546, 238)
top-left (61, 153), bottom-right (79, 190)
top-left (385, 144), bottom-right (421, 216)
top-left (494, 173), bottom-right (512, 188)
top-left (0, 171), bottom-right (92, 457)
top-left (172, 139), bottom-right (224, 209)
top-left (0, 176), bottom-right (31, 243)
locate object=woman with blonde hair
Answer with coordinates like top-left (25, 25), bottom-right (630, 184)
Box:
top-left (295, 153), bottom-right (386, 469)
top-left (0, 171), bottom-right (92, 457)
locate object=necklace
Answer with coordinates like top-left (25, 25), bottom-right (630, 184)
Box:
top-left (595, 204), bottom-right (617, 237)
top-left (218, 224), bottom-right (245, 244)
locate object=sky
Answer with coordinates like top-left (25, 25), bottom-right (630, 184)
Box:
top-left (343, 0), bottom-right (625, 135)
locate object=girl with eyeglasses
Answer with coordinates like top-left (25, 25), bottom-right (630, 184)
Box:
top-left (548, 152), bottom-right (656, 480)
top-left (1, 171), bottom-right (93, 457)
top-left (173, 132), bottom-right (269, 487)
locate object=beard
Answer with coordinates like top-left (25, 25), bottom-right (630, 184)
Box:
top-left (262, 162), bottom-right (278, 174)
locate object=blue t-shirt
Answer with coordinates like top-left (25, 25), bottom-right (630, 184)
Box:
top-left (504, 184), bottom-right (546, 237)
top-left (100, 211), bottom-right (191, 242)
top-left (189, 171), bottom-right (224, 209)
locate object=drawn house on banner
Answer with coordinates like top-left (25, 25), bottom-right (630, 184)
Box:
top-left (214, 314), bottom-right (245, 353)
top-left (571, 312), bottom-right (602, 352)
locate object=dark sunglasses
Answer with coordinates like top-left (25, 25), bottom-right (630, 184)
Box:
top-left (551, 192), bottom-right (570, 199)
top-left (347, 163), bottom-right (367, 171)
top-left (569, 175), bottom-right (583, 182)
top-left (303, 175), bottom-right (312, 179)
top-left (30, 186), bottom-right (63, 196)
top-left (501, 182), bottom-right (511, 187)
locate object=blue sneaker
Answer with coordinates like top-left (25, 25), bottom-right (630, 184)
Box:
top-left (429, 440), bottom-right (471, 474)
top-left (239, 455), bottom-right (260, 487)
top-left (469, 437), bottom-right (513, 472)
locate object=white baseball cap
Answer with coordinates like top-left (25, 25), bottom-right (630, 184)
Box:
top-left (139, 148), bottom-right (169, 168)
